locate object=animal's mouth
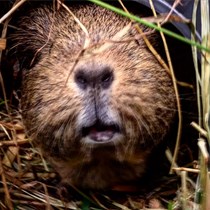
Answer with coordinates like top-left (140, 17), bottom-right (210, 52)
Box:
top-left (82, 122), bottom-right (120, 143)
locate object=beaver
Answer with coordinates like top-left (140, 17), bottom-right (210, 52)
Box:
top-left (12, 3), bottom-right (176, 189)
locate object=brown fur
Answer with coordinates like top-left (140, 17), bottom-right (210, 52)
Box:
top-left (13, 3), bottom-right (176, 189)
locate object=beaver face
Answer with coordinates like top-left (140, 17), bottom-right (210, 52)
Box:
top-left (14, 3), bottom-right (176, 189)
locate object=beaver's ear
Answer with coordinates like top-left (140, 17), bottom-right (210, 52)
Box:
top-left (10, 7), bottom-right (55, 70)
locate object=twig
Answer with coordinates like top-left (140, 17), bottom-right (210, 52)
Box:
top-left (0, 0), bottom-right (27, 24)
top-left (191, 121), bottom-right (208, 137)
top-left (0, 139), bottom-right (29, 147)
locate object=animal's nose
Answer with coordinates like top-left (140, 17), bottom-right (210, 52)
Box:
top-left (74, 66), bottom-right (114, 90)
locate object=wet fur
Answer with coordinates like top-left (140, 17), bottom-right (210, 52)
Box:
top-left (13, 3), bottom-right (176, 189)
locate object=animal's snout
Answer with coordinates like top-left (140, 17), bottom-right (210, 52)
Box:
top-left (74, 64), bottom-right (121, 145)
top-left (74, 65), bottom-right (114, 90)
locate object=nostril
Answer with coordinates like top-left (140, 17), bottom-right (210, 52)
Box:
top-left (101, 70), bottom-right (114, 89)
top-left (75, 71), bottom-right (88, 90)
top-left (75, 66), bottom-right (114, 90)
top-left (101, 72), bottom-right (111, 83)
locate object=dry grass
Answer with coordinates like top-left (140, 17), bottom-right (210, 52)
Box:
top-left (0, 0), bottom-right (209, 209)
